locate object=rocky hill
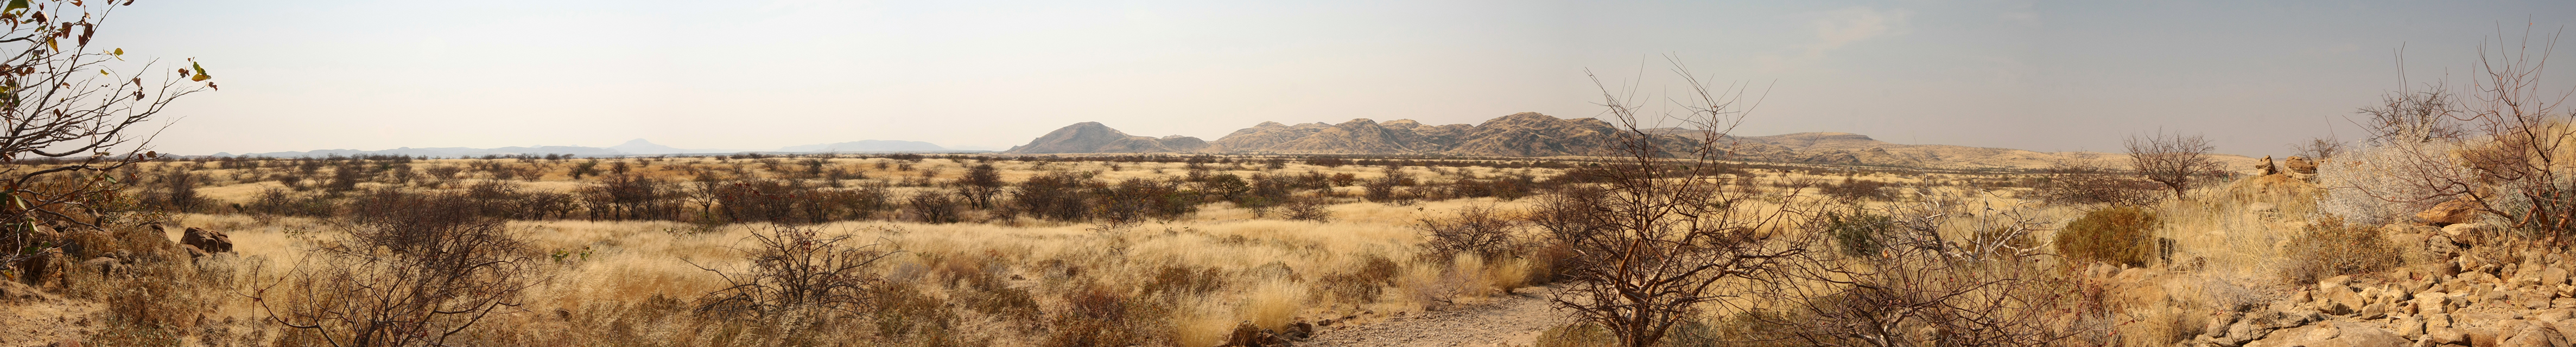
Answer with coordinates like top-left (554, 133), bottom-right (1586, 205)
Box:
top-left (1001, 122), bottom-right (1208, 154)
top-left (1006, 113), bottom-right (2260, 171)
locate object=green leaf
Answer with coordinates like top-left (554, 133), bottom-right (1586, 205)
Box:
top-left (4, 0), bottom-right (24, 15)
top-left (111, 48), bottom-right (121, 56)
top-left (190, 62), bottom-right (211, 82)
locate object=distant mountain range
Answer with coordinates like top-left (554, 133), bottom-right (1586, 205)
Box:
top-left (211, 139), bottom-right (979, 158)
top-left (1003, 112), bottom-right (2260, 170)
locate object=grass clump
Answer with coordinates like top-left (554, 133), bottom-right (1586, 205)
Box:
top-left (2055, 206), bottom-right (2159, 267)
top-left (2278, 218), bottom-right (2402, 284)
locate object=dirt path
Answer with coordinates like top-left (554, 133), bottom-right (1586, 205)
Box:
top-left (1302, 287), bottom-right (1577, 347)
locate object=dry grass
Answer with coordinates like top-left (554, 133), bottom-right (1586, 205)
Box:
top-left (2, 155), bottom-right (2345, 346)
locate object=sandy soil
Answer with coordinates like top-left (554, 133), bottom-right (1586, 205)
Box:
top-left (1304, 286), bottom-right (1575, 347)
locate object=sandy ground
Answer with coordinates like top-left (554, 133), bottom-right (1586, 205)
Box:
top-left (1305, 286), bottom-right (1575, 347)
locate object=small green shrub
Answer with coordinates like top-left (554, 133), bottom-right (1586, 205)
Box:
top-left (2279, 218), bottom-right (2403, 284)
top-left (1824, 210), bottom-right (1894, 256)
top-left (2055, 207), bottom-right (2158, 267)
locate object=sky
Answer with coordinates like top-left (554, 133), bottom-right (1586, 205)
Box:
top-left (89, 0), bottom-right (2576, 155)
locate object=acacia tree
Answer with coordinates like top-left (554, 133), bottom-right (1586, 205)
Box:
top-left (3, 0), bottom-right (215, 272)
top-left (2124, 131), bottom-right (2217, 199)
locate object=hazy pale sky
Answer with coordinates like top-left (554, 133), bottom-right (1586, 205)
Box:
top-left (99, 0), bottom-right (2576, 155)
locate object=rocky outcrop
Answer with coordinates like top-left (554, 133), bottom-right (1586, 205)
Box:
top-left (1206, 121), bottom-right (1329, 153)
top-left (2173, 220), bottom-right (2576, 347)
top-left (1439, 112), bottom-right (1638, 157)
top-left (1001, 113), bottom-right (2264, 169)
top-left (1002, 122), bottom-right (1202, 154)
top-left (1260, 119), bottom-right (1423, 154)
top-left (2418, 198), bottom-right (2483, 226)
top-left (182, 227), bottom-right (232, 255)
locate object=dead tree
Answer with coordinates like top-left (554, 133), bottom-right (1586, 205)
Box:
top-left (2124, 131), bottom-right (2217, 200)
top-left (2, 0), bottom-right (215, 275)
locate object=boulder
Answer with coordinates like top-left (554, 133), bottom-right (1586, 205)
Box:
top-left (2286, 156), bottom-right (2320, 174)
top-left (2420, 199), bottom-right (2483, 226)
top-left (2499, 325), bottom-right (2565, 347)
top-left (1226, 321), bottom-right (1262, 346)
top-left (2546, 267), bottom-right (2572, 287)
top-left (2419, 295), bottom-right (2452, 315)
top-left (2447, 223), bottom-right (2498, 246)
top-left (181, 227), bottom-right (232, 254)
top-left (2258, 156), bottom-right (2281, 176)
top-left (2428, 328), bottom-right (2470, 345)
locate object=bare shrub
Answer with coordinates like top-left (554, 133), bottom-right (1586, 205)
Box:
top-left (1543, 59), bottom-right (1817, 347)
top-left (1759, 197), bottom-right (2080, 347)
top-left (2125, 131), bottom-right (2219, 200)
top-left (1419, 205), bottom-right (1520, 260)
top-left (2033, 160), bottom-right (2161, 206)
top-left (691, 224), bottom-right (896, 320)
top-left (1277, 196), bottom-right (1334, 222)
top-left (254, 205), bottom-right (546, 346)
top-left (905, 190), bottom-right (966, 224)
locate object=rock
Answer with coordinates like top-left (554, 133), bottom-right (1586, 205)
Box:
top-left (2518, 290), bottom-right (2557, 310)
top-left (181, 227), bottom-right (233, 254)
top-left (1227, 321), bottom-right (1262, 346)
top-left (2421, 200), bottom-right (2483, 226)
top-left (2539, 310), bottom-right (2574, 323)
top-left (1258, 330), bottom-right (1290, 346)
top-left (2258, 156), bottom-right (2281, 176)
top-left (2255, 323), bottom-right (2408, 347)
top-left (2501, 325), bottom-right (2566, 347)
top-left (81, 257), bottom-right (122, 277)
top-left (182, 245), bottom-right (209, 259)
top-left (12, 248), bottom-right (63, 287)
top-left (2428, 329), bottom-right (2470, 345)
top-left (2447, 223), bottom-right (2497, 246)
top-left (2209, 312), bottom-right (2243, 338)
top-left (2464, 327), bottom-right (2504, 347)
top-left (2359, 301), bottom-right (2391, 319)
top-left (1286, 321), bottom-right (1315, 340)
top-left (2286, 156), bottom-right (2320, 174)
top-left (2399, 315), bottom-right (2428, 337)
top-left (2334, 326), bottom-right (2409, 347)
top-left (2430, 313), bottom-right (2454, 330)
top-left (2420, 295), bottom-right (2453, 315)
top-left (2543, 267), bottom-right (2570, 287)
top-left (48, 339), bottom-right (82, 347)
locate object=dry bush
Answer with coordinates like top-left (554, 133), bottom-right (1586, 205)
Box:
top-left (2127, 131), bottom-right (2219, 200)
top-left (1537, 59), bottom-right (1819, 347)
top-left (1315, 254), bottom-right (1399, 304)
top-left (691, 224), bottom-right (894, 320)
top-left (2033, 160), bottom-right (2162, 207)
top-left (2277, 218), bottom-right (2403, 284)
top-left (1418, 204), bottom-right (1520, 259)
top-left (2055, 207), bottom-right (2158, 267)
top-left (253, 208), bottom-right (546, 346)
top-left (1757, 197), bottom-right (2081, 347)
top-left (1820, 177), bottom-right (1896, 201)
top-left (905, 191), bottom-right (965, 224)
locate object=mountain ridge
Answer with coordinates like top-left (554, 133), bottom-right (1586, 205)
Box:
top-left (1003, 113), bottom-right (2260, 170)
